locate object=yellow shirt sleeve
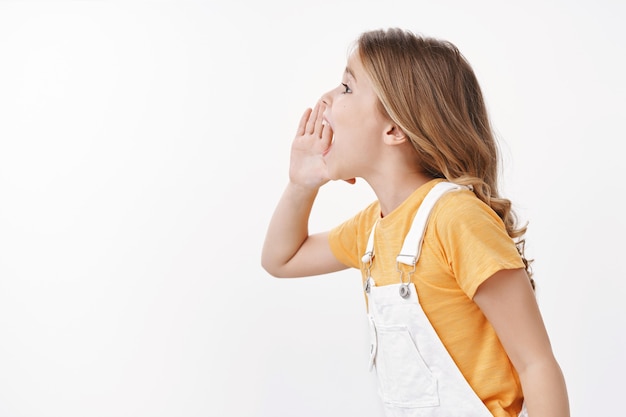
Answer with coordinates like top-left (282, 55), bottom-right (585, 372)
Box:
top-left (328, 201), bottom-right (378, 270)
top-left (430, 191), bottom-right (525, 299)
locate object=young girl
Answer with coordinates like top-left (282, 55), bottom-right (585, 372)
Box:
top-left (261, 28), bottom-right (569, 417)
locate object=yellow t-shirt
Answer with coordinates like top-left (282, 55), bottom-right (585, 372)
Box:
top-left (328, 179), bottom-right (525, 417)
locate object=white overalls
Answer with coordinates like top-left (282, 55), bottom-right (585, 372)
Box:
top-left (362, 182), bottom-right (528, 417)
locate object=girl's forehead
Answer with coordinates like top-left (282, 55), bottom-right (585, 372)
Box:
top-left (345, 53), bottom-right (364, 81)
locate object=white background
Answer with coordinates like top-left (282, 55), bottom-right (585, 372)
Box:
top-left (0, 0), bottom-right (624, 416)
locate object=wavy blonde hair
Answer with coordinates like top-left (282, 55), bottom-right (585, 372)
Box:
top-left (357, 28), bottom-right (533, 284)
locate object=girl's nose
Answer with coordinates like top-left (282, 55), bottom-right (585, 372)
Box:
top-left (321, 89), bottom-right (333, 106)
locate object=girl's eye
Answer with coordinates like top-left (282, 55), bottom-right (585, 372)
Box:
top-left (341, 83), bottom-right (352, 94)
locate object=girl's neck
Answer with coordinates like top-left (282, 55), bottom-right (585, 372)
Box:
top-left (367, 170), bottom-right (434, 217)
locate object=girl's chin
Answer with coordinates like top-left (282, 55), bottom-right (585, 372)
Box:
top-left (327, 170), bottom-right (356, 184)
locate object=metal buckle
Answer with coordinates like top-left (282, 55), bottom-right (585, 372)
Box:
top-left (396, 261), bottom-right (416, 299)
top-left (399, 284), bottom-right (411, 299)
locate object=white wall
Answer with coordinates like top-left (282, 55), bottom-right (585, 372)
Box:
top-left (0, 1), bottom-right (624, 416)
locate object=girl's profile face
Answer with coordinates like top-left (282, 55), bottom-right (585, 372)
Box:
top-left (321, 52), bottom-right (389, 182)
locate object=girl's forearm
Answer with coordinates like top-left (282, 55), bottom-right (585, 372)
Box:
top-left (261, 182), bottom-right (319, 277)
top-left (519, 356), bottom-right (570, 417)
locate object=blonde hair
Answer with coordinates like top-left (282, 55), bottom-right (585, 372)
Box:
top-left (357, 28), bottom-right (533, 284)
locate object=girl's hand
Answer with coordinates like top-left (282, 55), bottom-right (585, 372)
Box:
top-left (289, 102), bottom-right (333, 190)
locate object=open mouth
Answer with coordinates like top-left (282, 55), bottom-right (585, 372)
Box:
top-left (322, 134), bottom-right (334, 157)
top-left (321, 117), bottom-right (334, 156)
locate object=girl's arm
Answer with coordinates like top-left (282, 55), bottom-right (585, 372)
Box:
top-left (261, 185), bottom-right (346, 278)
top-left (261, 102), bottom-right (348, 278)
top-left (473, 268), bottom-right (570, 417)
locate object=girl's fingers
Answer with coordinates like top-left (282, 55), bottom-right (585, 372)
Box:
top-left (296, 108), bottom-right (312, 136)
top-left (313, 103), bottom-right (325, 137)
top-left (305, 102), bottom-right (320, 134)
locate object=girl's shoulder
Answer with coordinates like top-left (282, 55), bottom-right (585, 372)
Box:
top-left (425, 188), bottom-right (517, 276)
top-left (435, 188), bottom-right (502, 221)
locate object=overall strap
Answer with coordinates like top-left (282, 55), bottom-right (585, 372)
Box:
top-left (396, 181), bottom-right (467, 266)
top-left (361, 220), bottom-right (378, 264)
